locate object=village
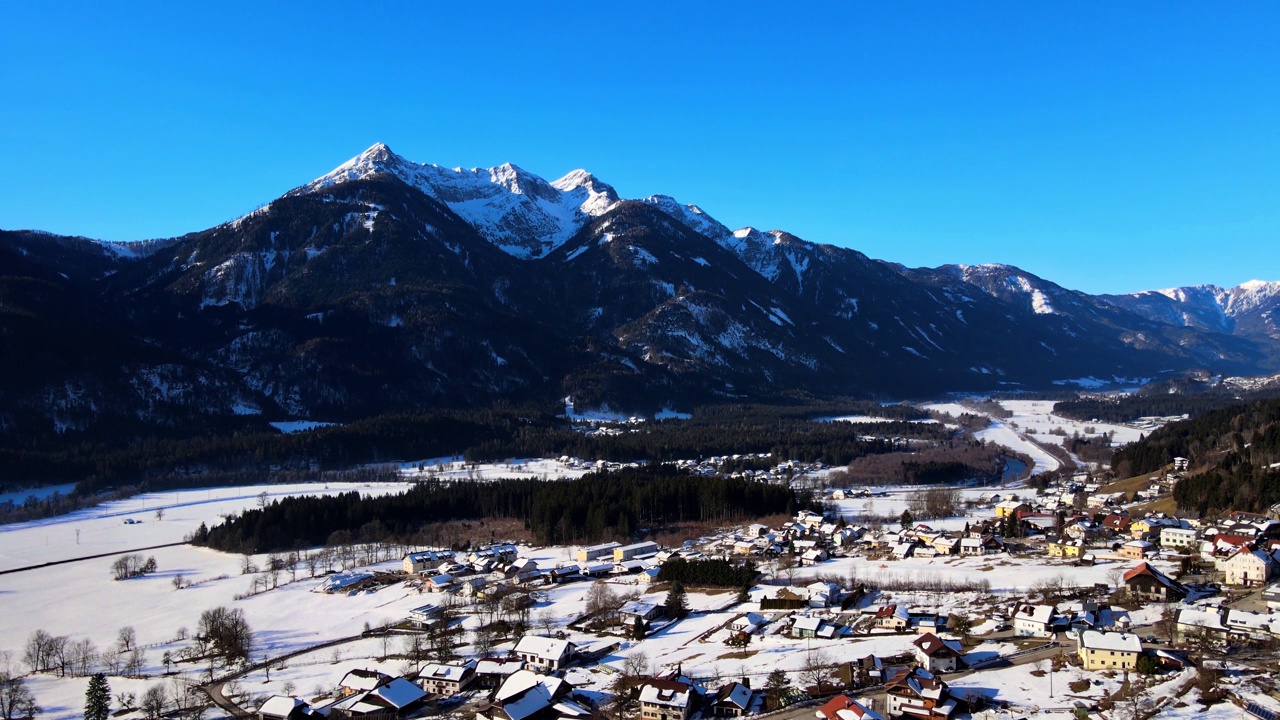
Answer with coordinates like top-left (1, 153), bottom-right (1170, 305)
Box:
top-left (4, 401), bottom-right (1280, 720)
top-left (232, 452), bottom-right (1280, 720)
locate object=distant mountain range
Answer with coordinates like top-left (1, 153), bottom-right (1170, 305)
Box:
top-left (3, 143), bottom-right (1279, 438)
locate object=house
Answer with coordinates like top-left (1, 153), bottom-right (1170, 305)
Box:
top-left (931, 536), bottom-right (959, 557)
top-left (1174, 606), bottom-right (1229, 645)
top-left (816, 694), bottom-right (883, 720)
top-left (912, 633), bottom-right (963, 674)
top-left (475, 657), bottom-right (526, 689)
top-left (477, 670), bottom-right (591, 720)
top-left (791, 616), bottom-right (825, 639)
top-left (875, 604), bottom-right (911, 630)
top-left (1012, 604), bottom-right (1060, 638)
top-left (1077, 631), bottom-right (1142, 670)
top-left (1047, 539), bottom-right (1083, 559)
top-left (417, 661), bottom-right (476, 697)
top-left (995, 500), bottom-right (1030, 519)
top-left (1222, 548), bottom-right (1280, 587)
top-left (576, 542), bottom-right (622, 563)
top-left (424, 574), bottom-right (455, 592)
top-left (258, 696), bottom-right (315, 720)
top-left (1120, 540), bottom-right (1155, 559)
top-left (730, 613), bottom-right (766, 635)
top-left (1160, 527), bottom-right (1198, 551)
top-left (403, 550), bottom-right (455, 574)
top-left (330, 677), bottom-right (427, 718)
top-left (513, 635), bottom-right (574, 672)
top-left (615, 542), bottom-right (660, 562)
top-left (732, 541), bottom-right (755, 556)
top-left (801, 548), bottom-right (829, 566)
top-left (1123, 562), bottom-right (1187, 602)
top-left (958, 538), bottom-right (983, 557)
top-left (639, 678), bottom-right (697, 720)
top-left (339, 669), bottom-right (393, 697)
top-left (710, 682), bottom-right (755, 717)
top-left (883, 667), bottom-right (957, 720)
top-left (408, 604), bottom-right (444, 629)
top-left (619, 600), bottom-right (664, 627)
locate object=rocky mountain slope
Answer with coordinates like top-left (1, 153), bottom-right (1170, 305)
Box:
top-left (2, 143), bottom-right (1277, 441)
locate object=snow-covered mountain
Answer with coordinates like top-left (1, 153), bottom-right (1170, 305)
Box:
top-left (292, 143), bottom-right (619, 258)
top-left (2, 143), bottom-right (1278, 440)
top-left (1102, 280), bottom-right (1280, 339)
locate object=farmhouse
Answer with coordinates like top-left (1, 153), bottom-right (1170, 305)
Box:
top-left (1123, 563), bottom-right (1186, 602)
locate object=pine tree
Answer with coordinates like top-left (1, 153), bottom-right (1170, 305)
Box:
top-left (899, 509), bottom-right (913, 529)
top-left (664, 581), bottom-right (689, 619)
top-left (85, 673), bottom-right (111, 720)
top-left (764, 669), bottom-right (791, 710)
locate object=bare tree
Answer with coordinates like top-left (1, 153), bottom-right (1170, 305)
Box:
top-left (117, 626), bottom-right (137, 653)
top-left (799, 648), bottom-right (832, 693)
top-left (622, 651), bottom-right (650, 678)
top-left (140, 684), bottom-right (166, 719)
top-left (23, 630), bottom-right (56, 673)
top-left (585, 581), bottom-right (619, 618)
top-left (67, 638), bottom-right (97, 677)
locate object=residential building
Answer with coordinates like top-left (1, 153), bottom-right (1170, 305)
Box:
top-left (1012, 603), bottom-right (1060, 638)
top-left (258, 696), bottom-right (314, 720)
top-left (478, 670), bottom-right (591, 720)
top-left (576, 542), bottom-right (622, 563)
top-left (883, 667), bottom-right (957, 720)
top-left (1123, 563), bottom-right (1186, 602)
top-left (912, 633), bottom-right (963, 674)
top-left (1120, 540), bottom-right (1154, 559)
top-left (710, 682), bottom-right (755, 717)
top-left (417, 661), bottom-right (475, 697)
top-left (513, 636), bottom-right (574, 672)
top-left (1222, 548), bottom-right (1280, 587)
top-left (1047, 539), bottom-right (1083, 558)
top-left (639, 679), bottom-right (696, 720)
top-left (817, 695), bottom-right (883, 720)
top-left (1160, 527), bottom-right (1197, 551)
top-left (875, 604), bottom-right (910, 630)
top-left (1077, 631), bottom-right (1142, 670)
top-left (995, 500), bottom-right (1030, 519)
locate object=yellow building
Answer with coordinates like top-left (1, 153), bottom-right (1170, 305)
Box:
top-left (1077, 631), bottom-right (1142, 670)
top-left (1047, 539), bottom-right (1083, 558)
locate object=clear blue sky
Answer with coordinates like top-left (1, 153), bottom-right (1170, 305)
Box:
top-left (2, 2), bottom-right (1276, 295)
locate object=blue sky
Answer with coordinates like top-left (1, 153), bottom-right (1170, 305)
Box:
top-left (1, 2), bottom-right (1276, 295)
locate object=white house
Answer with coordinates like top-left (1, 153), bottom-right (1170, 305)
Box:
top-left (1222, 548), bottom-right (1280, 587)
top-left (1012, 604), bottom-right (1059, 638)
top-left (513, 635), bottom-right (574, 672)
top-left (912, 632), bottom-right (963, 673)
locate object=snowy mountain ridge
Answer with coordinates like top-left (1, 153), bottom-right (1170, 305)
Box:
top-left (293, 143), bottom-right (622, 258)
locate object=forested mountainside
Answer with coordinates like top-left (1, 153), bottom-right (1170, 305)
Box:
top-left (5, 143), bottom-right (1280, 487)
top-left (1110, 398), bottom-right (1280, 515)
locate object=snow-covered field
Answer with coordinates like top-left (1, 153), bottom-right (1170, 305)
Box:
top-left (923, 399), bottom-right (1147, 475)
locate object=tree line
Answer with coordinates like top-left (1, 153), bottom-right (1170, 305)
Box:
top-left (194, 464), bottom-right (816, 553)
top-left (657, 557), bottom-right (759, 588)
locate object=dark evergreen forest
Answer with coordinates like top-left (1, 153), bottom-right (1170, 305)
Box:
top-left (192, 464), bottom-right (815, 553)
top-left (1109, 398), bottom-right (1280, 515)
